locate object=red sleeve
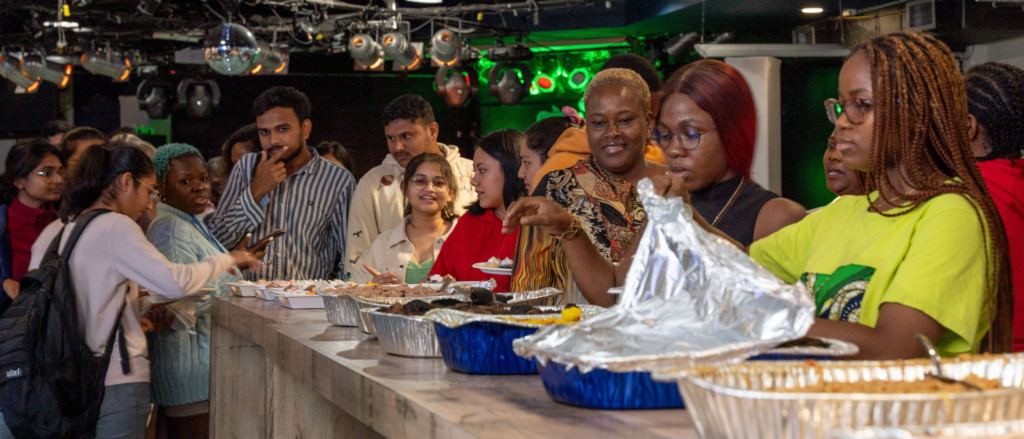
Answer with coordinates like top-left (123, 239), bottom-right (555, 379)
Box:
top-left (429, 217), bottom-right (470, 279)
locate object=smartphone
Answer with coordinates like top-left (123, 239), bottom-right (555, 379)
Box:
top-left (249, 229), bottom-right (286, 252)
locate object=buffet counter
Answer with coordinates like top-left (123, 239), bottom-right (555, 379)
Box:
top-left (210, 297), bottom-right (698, 439)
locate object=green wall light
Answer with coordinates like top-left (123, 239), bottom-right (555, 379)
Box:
top-left (567, 67), bottom-right (591, 90)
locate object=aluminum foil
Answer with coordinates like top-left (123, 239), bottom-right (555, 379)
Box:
top-left (496, 288), bottom-right (564, 307)
top-left (423, 305), bottom-right (604, 329)
top-left (513, 178), bottom-right (815, 374)
top-left (833, 420), bottom-right (1024, 438)
top-left (656, 353), bottom-right (1024, 439)
top-left (357, 307), bottom-right (378, 335)
top-left (368, 310), bottom-right (441, 357)
top-left (537, 361), bottom-right (684, 409)
top-left (323, 295), bottom-right (357, 326)
top-left (749, 337), bottom-right (860, 361)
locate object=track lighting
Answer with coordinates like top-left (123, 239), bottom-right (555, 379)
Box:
top-left (250, 43), bottom-right (287, 75)
top-left (429, 28), bottom-right (460, 66)
top-left (348, 33), bottom-right (383, 70)
top-left (81, 50), bottom-right (131, 81)
top-left (665, 32), bottom-right (699, 59)
top-left (137, 78), bottom-right (172, 119)
top-left (488, 63), bottom-right (532, 106)
top-left (204, 23), bottom-right (258, 75)
top-left (382, 32), bottom-right (421, 70)
top-left (0, 55), bottom-right (40, 92)
top-left (21, 54), bottom-right (71, 88)
top-left (177, 77), bottom-right (221, 118)
top-left (436, 64), bottom-right (475, 107)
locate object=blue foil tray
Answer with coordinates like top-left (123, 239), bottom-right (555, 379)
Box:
top-left (536, 361), bottom-right (685, 410)
top-left (433, 321), bottom-right (540, 374)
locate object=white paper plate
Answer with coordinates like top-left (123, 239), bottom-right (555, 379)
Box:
top-left (471, 263), bottom-right (512, 276)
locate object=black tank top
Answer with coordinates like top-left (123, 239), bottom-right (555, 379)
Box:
top-left (690, 176), bottom-right (778, 247)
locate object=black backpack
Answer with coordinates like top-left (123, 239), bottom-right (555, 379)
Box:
top-left (0, 209), bottom-right (131, 439)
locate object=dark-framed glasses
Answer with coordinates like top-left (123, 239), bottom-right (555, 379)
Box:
top-left (650, 125), bottom-right (716, 151)
top-left (824, 98), bottom-right (875, 125)
top-left (410, 177), bottom-right (448, 190)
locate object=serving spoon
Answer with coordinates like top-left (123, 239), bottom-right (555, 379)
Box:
top-left (914, 333), bottom-right (982, 392)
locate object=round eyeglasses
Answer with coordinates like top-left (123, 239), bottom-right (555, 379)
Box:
top-left (650, 125), bottom-right (716, 151)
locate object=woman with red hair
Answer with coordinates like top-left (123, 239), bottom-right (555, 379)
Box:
top-left (654, 60), bottom-right (805, 246)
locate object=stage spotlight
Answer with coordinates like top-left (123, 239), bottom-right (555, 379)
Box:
top-left (204, 23), bottom-right (258, 75)
top-left (382, 32), bottom-right (421, 70)
top-left (0, 55), bottom-right (39, 92)
top-left (81, 50), bottom-right (131, 81)
top-left (488, 63), bottom-right (532, 106)
top-left (21, 54), bottom-right (71, 88)
top-left (429, 28), bottom-right (460, 66)
top-left (710, 32), bottom-right (734, 44)
top-left (137, 78), bottom-right (172, 119)
top-left (665, 32), bottom-right (699, 59)
top-left (250, 42), bottom-right (287, 74)
top-left (176, 77), bottom-right (220, 118)
top-left (436, 64), bottom-right (475, 107)
top-left (348, 33), bottom-right (383, 70)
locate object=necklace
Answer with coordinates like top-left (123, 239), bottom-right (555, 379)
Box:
top-left (711, 179), bottom-right (744, 226)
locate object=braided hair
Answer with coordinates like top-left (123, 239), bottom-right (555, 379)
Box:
top-left (964, 62), bottom-right (1024, 161)
top-left (852, 31), bottom-right (1013, 352)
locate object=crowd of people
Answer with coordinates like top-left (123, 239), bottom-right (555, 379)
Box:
top-left (0, 31), bottom-right (1021, 438)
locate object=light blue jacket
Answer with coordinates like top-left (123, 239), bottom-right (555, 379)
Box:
top-left (146, 202), bottom-right (239, 406)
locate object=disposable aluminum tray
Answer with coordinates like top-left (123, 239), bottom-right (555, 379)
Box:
top-left (497, 288), bottom-right (563, 307)
top-left (537, 361), bottom-right (685, 410)
top-left (357, 307), bottom-right (378, 335)
top-left (832, 419), bottom-right (1024, 438)
top-left (749, 338), bottom-right (860, 361)
top-left (423, 305), bottom-right (603, 375)
top-left (368, 310), bottom-right (441, 357)
top-left (652, 353), bottom-right (1024, 439)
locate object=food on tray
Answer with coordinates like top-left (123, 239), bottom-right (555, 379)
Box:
top-left (781, 373), bottom-right (1002, 394)
top-left (321, 283), bottom-right (441, 298)
top-left (775, 337), bottom-right (831, 349)
top-left (501, 307), bottom-right (583, 325)
top-left (381, 299), bottom-right (573, 317)
top-left (482, 257), bottom-right (514, 269)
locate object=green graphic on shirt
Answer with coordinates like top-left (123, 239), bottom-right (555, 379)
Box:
top-left (800, 264), bottom-right (875, 323)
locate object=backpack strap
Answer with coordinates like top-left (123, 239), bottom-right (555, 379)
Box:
top-left (99, 303), bottom-right (131, 375)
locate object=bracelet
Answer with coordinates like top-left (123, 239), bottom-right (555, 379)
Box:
top-left (555, 217), bottom-right (583, 241)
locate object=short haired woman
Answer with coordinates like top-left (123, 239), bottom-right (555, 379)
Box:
top-left (352, 153), bottom-right (459, 284)
top-left (428, 130), bottom-right (526, 292)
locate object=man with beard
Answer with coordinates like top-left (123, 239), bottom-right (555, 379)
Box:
top-left (208, 86), bottom-right (355, 280)
top-left (345, 94), bottom-right (475, 269)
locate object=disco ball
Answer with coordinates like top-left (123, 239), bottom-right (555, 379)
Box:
top-left (204, 23), bottom-right (258, 75)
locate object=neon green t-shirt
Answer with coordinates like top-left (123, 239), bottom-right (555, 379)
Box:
top-left (749, 192), bottom-right (990, 357)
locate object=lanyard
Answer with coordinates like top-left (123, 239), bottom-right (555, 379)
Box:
top-left (192, 215), bottom-right (227, 253)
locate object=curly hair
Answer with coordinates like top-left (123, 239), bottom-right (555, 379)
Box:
top-left (964, 62), bottom-right (1024, 161)
top-left (852, 31), bottom-right (1013, 352)
top-left (153, 143), bottom-right (205, 183)
top-left (583, 68), bottom-right (651, 116)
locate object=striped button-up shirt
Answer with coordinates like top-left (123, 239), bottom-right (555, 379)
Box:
top-left (207, 148), bottom-right (355, 281)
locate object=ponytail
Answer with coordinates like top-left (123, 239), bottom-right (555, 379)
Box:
top-left (61, 145), bottom-right (154, 222)
top-left (0, 138), bottom-right (63, 206)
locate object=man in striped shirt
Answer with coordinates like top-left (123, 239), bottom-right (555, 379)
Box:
top-left (208, 86), bottom-right (355, 280)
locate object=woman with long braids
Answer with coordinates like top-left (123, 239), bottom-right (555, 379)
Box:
top-left (504, 32), bottom-right (1012, 358)
top-left (964, 62), bottom-right (1024, 351)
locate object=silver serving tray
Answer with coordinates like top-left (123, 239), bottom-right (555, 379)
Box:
top-left (357, 307), bottom-right (378, 336)
top-left (423, 304), bottom-right (605, 329)
top-left (761, 338), bottom-right (860, 358)
top-left (368, 310), bottom-right (440, 357)
top-left (653, 353), bottom-right (1024, 439)
top-left (497, 288), bottom-right (564, 307)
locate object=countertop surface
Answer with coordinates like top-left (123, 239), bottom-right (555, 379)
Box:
top-left (213, 297), bottom-right (699, 439)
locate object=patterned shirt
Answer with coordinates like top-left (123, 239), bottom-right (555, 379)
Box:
top-left (207, 148), bottom-right (355, 281)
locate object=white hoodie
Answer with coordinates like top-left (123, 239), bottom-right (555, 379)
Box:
top-left (345, 143), bottom-right (475, 270)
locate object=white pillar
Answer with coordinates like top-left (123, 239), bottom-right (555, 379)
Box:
top-left (725, 56), bottom-right (782, 194)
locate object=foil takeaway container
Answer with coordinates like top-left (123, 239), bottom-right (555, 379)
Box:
top-left (513, 178), bottom-right (815, 409)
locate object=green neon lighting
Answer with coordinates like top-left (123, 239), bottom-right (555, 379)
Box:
top-left (567, 67), bottom-right (591, 90)
top-left (534, 74), bottom-right (556, 93)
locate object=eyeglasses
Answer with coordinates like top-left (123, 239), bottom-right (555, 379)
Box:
top-left (409, 177), bottom-right (448, 190)
top-left (33, 168), bottom-right (65, 183)
top-left (135, 179), bottom-right (161, 201)
top-left (650, 125), bottom-right (716, 151)
top-left (824, 98), bottom-right (875, 125)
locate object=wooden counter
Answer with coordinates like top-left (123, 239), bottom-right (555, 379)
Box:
top-left (210, 297), bottom-right (698, 439)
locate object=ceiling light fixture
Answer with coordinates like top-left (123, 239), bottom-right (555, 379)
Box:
top-left (137, 78), bottom-right (172, 119)
top-left (43, 21), bottom-right (79, 28)
top-left (665, 32), bottom-right (699, 59)
top-left (802, 7), bottom-right (824, 13)
top-left (177, 77), bottom-right (221, 118)
top-left (488, 63), bottom-right (533, 106)
top-left (0, 55), bottom-right (40, 92)
top-left (407, 0), bottom-right (442, 3)
top-left (382, 32), bottom-right (421, 70)
top-left (435, 64), bottom-right (475, 107)
top-left (81, 50), bottom-right (131, 81)
top-left (250, 43), bottom-right (287, 75)
top-left (348, 33), bottom-right (383, 70)
top-left (429, 28), bottom-right (461, 66)
top-left (21, 54), bottom-right (71, 88)
top-left (204, 23), bottom-right (258, 75)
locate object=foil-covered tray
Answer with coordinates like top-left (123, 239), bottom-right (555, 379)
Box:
top-left (357, 307), bottom-right (378, 335)
top-left (496, 288), bottom-right (564, 307)
top-left (423, 305), bottom-right (604, 374)
top-left (368, 310), bottom-right (441, 357)
top-left (537, 360), bottom-right (684, 410)
top-left (322, 295), bottom-right (355, 326)
top-left (654, 353), bottom-right (1024, 439)
top-left (749, 338), bottom-right (860, 361)
top-left (832, 419), bottom-right (1024, 438)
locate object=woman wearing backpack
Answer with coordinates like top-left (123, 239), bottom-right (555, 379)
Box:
top-left (0, 146), bottom-right (261, 439)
